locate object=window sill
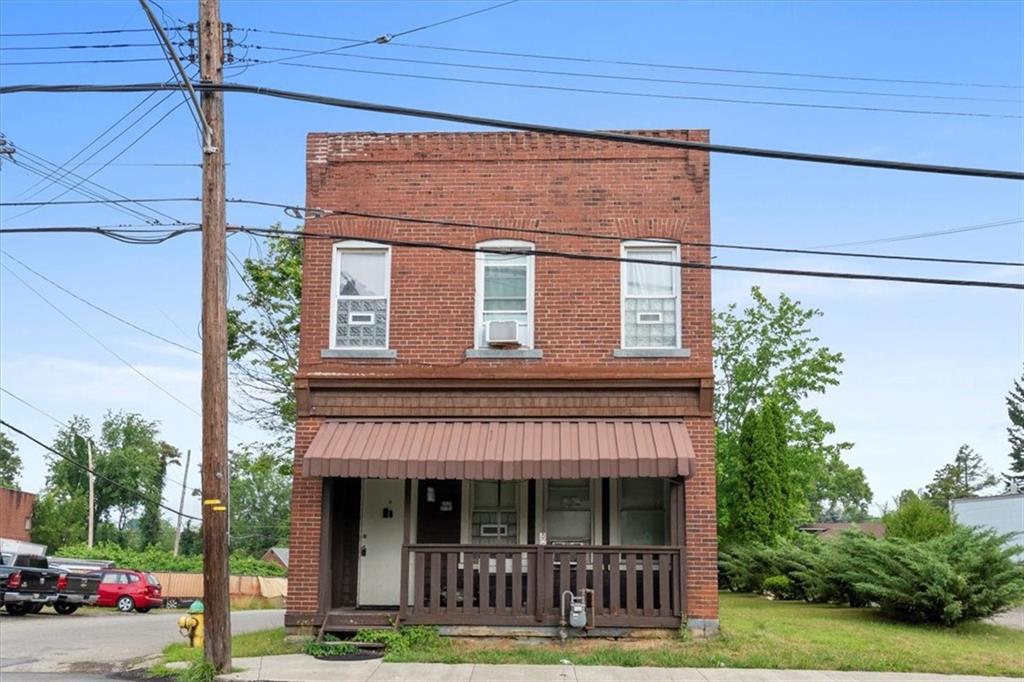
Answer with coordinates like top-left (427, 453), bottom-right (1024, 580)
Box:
top-left (465, 348), bottom-right (544, 360)
top-left (613, 347), bottom-right (691, 358)
top-left (321, 348), bottom-right (397, 359)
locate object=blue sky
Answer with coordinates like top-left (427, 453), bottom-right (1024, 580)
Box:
top-left (1, 1), bottom-right (1022, 523)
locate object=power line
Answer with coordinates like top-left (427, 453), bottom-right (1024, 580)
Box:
top-left (243, 27), bottom-right (1022, 91)
top-left (816, 218), bottom-right (1024, 248)
top-left (233, 202), bottom-right (1024, 268)
top-left (0, 42), bottom-right (162, 50)
top-left (239, 44), bottom-right (1019, 105)
top-left (0, 419), bottom-right (201, 522)
top-left (1, 263), bottom-right (201, 416)
top-left (9, 139), bottom-right (184, 224)
top-left (0, 387), bottom-right (191, 492)
top-left (1, 250), bottom-right (201, 354)
top-left (2, 217), bottom-right (1019, 290)
top-left (0, 58), bottom-right (167, 66)
top-left (233, 225), bottom-right (1024, 291)
top-left (3, 82), bottom-right (1021, 179)
top-left (240, 0), bottom-right (520, 67)
top-left (0, 28), bottom-right (169, 37)
top-left (254, 59), bottom-right (1021, 120)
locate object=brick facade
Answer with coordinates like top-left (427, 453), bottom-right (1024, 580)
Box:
top-left (288, 129), bottom-right (717, 627)
top-left (0, 488), bottom-right (35, 542)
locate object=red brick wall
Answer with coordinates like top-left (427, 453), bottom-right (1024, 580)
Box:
top-left (0, 488), bottom-right (35, 542)
top-left (288, 130), bottom-right (717, 624)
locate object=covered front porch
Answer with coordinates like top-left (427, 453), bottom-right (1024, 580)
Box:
top-left (304, 419), bottom-right (696, 631)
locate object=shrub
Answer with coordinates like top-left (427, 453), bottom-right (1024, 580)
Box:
top-left (354, 626), bottom-right (445, 656)
top-left (304, 636), bottom-right (357, 658)
top-left (56, 542), bottom-right (286, 577)
top-left (762, 575), bottom-right (796, 599)
top-left (833, 526), bottom-right (1024, 625)
top-left (882, 493), bottom-right (953, 541)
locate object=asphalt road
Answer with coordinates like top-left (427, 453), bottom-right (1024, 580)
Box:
top-left (0, 608), bottom-right (284, 675)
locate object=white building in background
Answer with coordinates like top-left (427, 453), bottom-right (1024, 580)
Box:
top-left (951, 493), bottom-right (1024, 546)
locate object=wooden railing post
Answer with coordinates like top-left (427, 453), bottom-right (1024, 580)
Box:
top-left (535, 543), bottom-right (544, 622)
top-left (398, 479), bottom-right (412, 622)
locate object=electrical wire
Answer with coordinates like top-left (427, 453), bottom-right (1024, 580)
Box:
top-left (3, 82), bottom-right (1021, 179)
top-left (0, 387), bottom-right (190, 492)
top-left (9, 140), bottom-right (185, 224)
top-left (0, 58), bottom-right (167, 66)
top-left (0, 420), bottom-right (201, 522)
top-left (237, 0), bottom-right (520, 67)
top-left (0, 42), bottom-right (162, 50)
top-left (1, 263), bottom-right (201, 416)
top-left (0, 28), bottom-right (170, 37)
top-left (1, 250), bottom-right (201, 354)
top-left (251, 59), bottom-right (1021, 120)
top-left (1, 218), bottom-right (1019, 290)
top-left (242, 27), bottom-right (1022, 91)
top-left (238, 44), bottom-right (1019, 105)
top-left (815, 218), bottom-right (1024, 248)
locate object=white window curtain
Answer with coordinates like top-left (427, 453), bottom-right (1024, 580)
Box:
top-left (476, 242), bottom-right (534, 348)
top-left (622, 244), bottom-right (680, 349)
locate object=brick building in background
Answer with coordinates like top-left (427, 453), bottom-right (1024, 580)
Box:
top-left (286, 130), bottom-right (717, 636)
top-left (0, 488), bottom-right (36, 543)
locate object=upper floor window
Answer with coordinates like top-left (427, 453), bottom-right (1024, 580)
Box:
top-left (475, 240), bottom-right (534, 349)
top-left (621, 242), bottom-right (680, 349)
top-left (331, 242), bottom-right (390, 349)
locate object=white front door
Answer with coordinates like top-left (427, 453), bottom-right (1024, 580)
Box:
top-left (358, 479), bottom-right (405, 606)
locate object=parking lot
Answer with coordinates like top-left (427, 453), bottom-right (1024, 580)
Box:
top-left (0, 607), bottom-right (283, 675)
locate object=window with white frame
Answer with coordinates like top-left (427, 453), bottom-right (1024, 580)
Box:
top-left (618, 478), bottom-right (668, 545)
top-left (621, 242), bottom-right (680, 349)
top-left (545, 479), bottom-right (592, 544)
top-left (470, 481), bottom-right (519, 544)
top-left (475, 240), bottom-right (534, 348)
top-left (332, 242), bottom-right (390, 349)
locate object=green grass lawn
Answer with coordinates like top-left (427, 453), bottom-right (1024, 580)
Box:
top-left (151, 627), bottom-right (303, 678)
top-left (151, 593), bottom-right (1024, 678)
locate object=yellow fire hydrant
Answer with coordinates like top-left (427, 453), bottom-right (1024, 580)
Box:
top-left (177, 600), bottom-right (205, 648)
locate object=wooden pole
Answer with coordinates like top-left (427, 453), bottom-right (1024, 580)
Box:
top-left (86, 438), bottom-right (94, 548)
top-left (198, 0), bottom-right (230, 671)
top-left (173, 449), bottom-right (192, 556)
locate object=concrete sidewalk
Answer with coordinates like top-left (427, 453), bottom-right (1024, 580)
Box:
top-left (216, 655), bottom-right (1019, 681)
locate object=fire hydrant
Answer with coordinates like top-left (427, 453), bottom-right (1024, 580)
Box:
top-left (177, 600), bottom-right (205, 648)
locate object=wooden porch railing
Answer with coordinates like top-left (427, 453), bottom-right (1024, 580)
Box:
top-left (399, 544), bottom-right (684, 628)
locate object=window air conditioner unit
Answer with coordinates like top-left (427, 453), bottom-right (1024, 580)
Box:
top-left (486, 320), bottom-right (520, 347)
top-left (480, 524), bottom-right (508, 538)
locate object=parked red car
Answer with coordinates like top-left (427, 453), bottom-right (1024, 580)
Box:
top-left (96, 569), bottom-right (162, 613)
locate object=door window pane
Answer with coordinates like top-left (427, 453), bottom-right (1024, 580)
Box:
top-left (619, 478), bottom-right (667, 545)
top-left (546, 480), bottom-right (591, 544)
top-left (471, 481), bottom-right (518, 544)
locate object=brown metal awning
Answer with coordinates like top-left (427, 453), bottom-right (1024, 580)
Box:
top-left (302, 419), bottom-right (695, 480)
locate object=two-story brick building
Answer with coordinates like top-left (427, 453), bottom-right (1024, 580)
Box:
top-left (286, 129), bottom-right (717, 636)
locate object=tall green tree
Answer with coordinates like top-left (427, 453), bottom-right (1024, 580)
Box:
top-left (925, 444), bottom-right (998, 504)
top-left (1004, 371), bottom-right (1024, 489)
top-left (227, 226), bottom-right (301, 436)
top-left (714, 287), bottom-right (868, 531)
top-left (228, 442), bottom-right (292, 555)
top-left (811, 448), bottom-right (873, 522)
top-left (724, 397), bottom-right (796, 543)
top-left (138, 441), bottom-right (182, 549)
top-left (96, 412), bottom-right (163, 532)
top-left (0, 431), bottom-right (22, 489)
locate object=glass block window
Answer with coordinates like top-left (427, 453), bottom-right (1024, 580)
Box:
top-left (622, 244), bottom-right (680, 349)
top-left (477, 242), bottom-right (534, 348)
top-left (619, 478), bottom-right (667, 545)
top-left (471, 481), bottom-right (519, 544)
top-left (545, 479), bottom-right (592, 544)
top-left (332, 245), bottom-right (390, 348)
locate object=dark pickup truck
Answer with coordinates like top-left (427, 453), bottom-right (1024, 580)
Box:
top-left (0, 552), bottom-right (100, 615)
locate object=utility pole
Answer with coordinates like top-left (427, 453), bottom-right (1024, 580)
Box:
top-left (86, 438), bottom-right (95, 548)
top-left (198, 0), bottom-right (230, 672)
top-left (173, 448), bottom-right (192, 556)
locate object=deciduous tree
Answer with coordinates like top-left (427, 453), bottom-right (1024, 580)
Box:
top-left (0, 431), bottom-right (22, 489)
top-left (228, 442), bottom-right (292, 555)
